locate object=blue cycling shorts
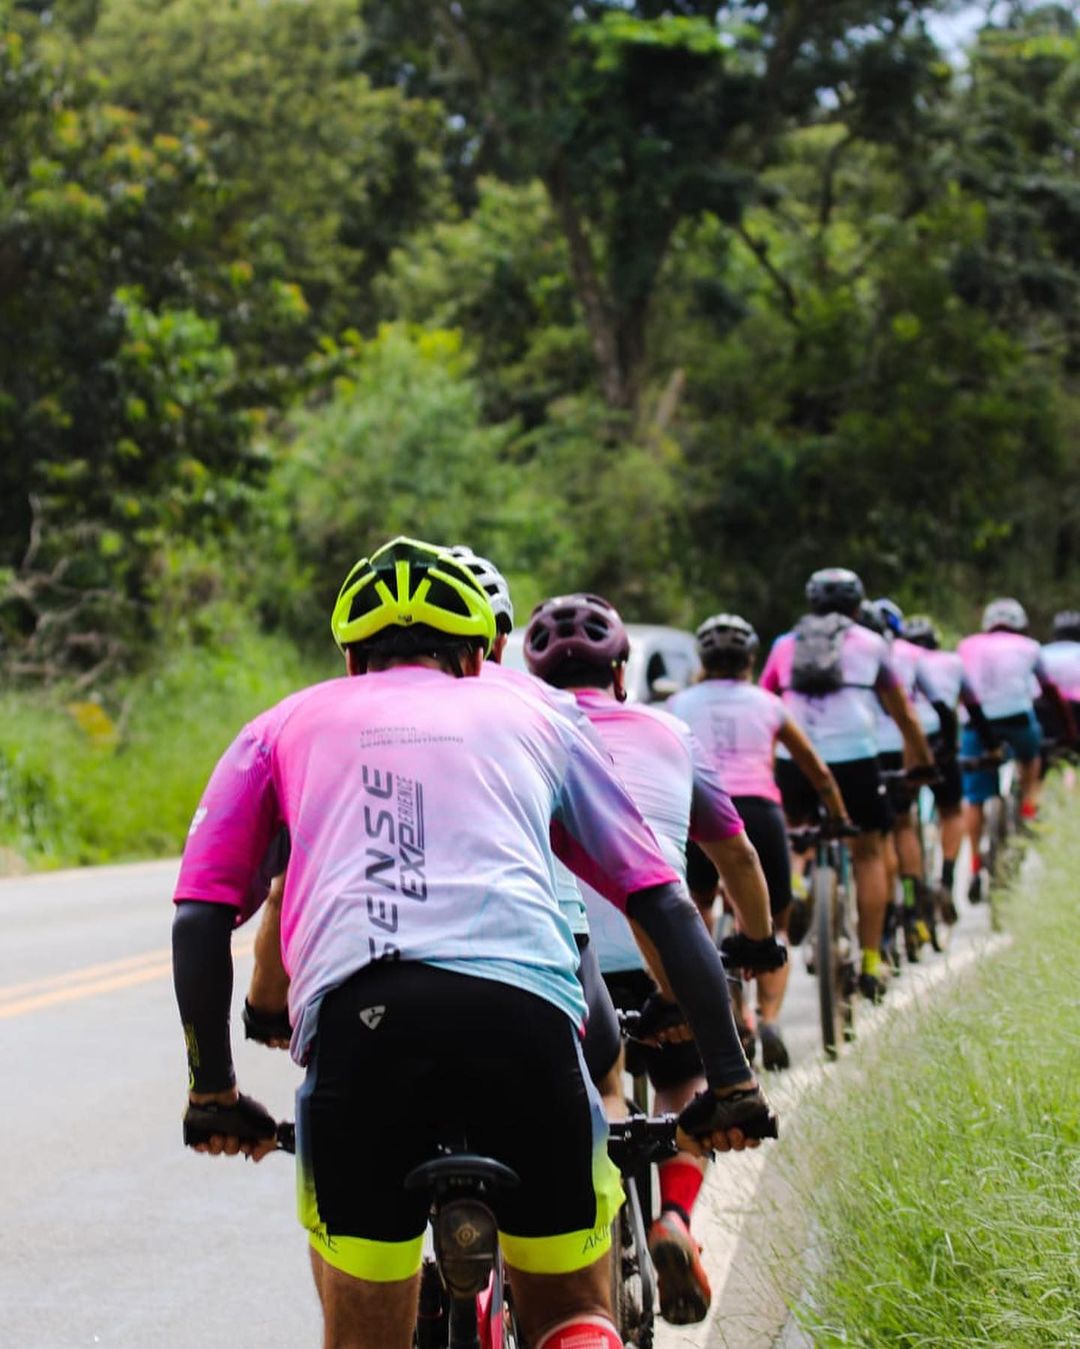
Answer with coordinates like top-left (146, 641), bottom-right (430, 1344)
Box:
top-left (961, 711), bottom-right (1041, 805)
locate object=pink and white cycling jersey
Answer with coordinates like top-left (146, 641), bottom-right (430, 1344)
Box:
top-left (568, 687), bottom-right (745, 974)
top-left (874, 636), bottom-right (943, 752)
top-left (760, 624), bottom-right (897, 764)
top-left (1040, 642), bottom-right (1080, 701)
top-left (666, 680), bottom-right (786, 804)
top-left (919, 649), bottom-right (966, 710)
top-left (174, 666), bottom-right (679, 1060)
top-left (957, 632), bottom-right (1048, 719)
top-left (481, 662), bottom-right (605, 937)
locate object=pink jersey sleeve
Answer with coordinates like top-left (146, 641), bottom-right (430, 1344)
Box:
top-left (550, 735), bottom-right (680, 911)
top-left (687, 732), bottom-right (746, 843)
top-left (759, 636), bottom-right (788, 693)
top-left (173, 722), bottom-right (282, 919)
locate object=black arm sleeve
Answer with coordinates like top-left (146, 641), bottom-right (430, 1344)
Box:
top-left (964, 698), bottom-right (999, 748)
top-left (626, 881), bottom-right (751, 1090)
top-left (932, 702), bottom-right (958, 752)
top-left (172, 901), bottom-right (236, 1094)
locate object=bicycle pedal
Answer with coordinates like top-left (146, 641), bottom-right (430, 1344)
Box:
top-left (432, 1199), bottom-right (499, 1298)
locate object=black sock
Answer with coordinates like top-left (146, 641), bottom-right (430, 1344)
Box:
top-left (941, 859), bottom-right (955, 887)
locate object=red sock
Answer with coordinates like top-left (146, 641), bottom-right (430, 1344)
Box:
top-left (659, 1158), bottom-right (704, 1223)
top-left (535, 1317), bottom-right (622, 1349)
top-left (971, 853), bottom-right (981, 873)
top-left (1021, 800), bottom-right (1038, 820)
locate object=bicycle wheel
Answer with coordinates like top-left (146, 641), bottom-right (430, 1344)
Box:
top-left (813, 866), bottom-right (845, 1060)
top-left (610, 1177), bottom-right (654, 1348)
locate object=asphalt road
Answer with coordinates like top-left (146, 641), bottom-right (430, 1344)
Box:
top-left (0, 857), bottom-right (994, 1348)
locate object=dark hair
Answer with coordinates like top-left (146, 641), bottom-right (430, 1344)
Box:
top-left (345, 623), bottom-right (485, 675)
top-left (540, 657), bottom-right (617, 692)
top-left (702, 650), bottom-right (753, 678)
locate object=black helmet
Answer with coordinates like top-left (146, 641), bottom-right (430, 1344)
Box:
top-left (806, 568), bottom-right (865, 617)
top-left (695, 613), bottom-right (759, 665)
top-left (1051, 609), bottom-right (1080, 642)
top-left (903, 616), bottom-right (939, 650)
top-left (856, 599), bottom-right (886, 635)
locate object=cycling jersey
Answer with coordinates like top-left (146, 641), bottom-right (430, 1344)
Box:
top-left (482, 662), bottom-right (600, 937)
top-left (760, 625), bottom-right (898, 764)
top-left (957, 631), bottom-right (1049, 719)
top-left (918, 649), bottom-right (966, 709)
top-left (666, 680), bottom-right (786, 804)
top-left (566, 688), bottom-right (744, 975)
top-left (174, 667), bottom-right (679, 1061)
top-left (1040, 641), bottom-right (1080, 701)
top-left (874, 636), bottom-right (943, 752)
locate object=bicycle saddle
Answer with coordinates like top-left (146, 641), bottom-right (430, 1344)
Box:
top-left (404, 1153), bottom-right (520, 1194)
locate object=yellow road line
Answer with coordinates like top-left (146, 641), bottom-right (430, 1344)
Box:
top-left (0, 939), bottom-right (254, 1019)
top-left (0, 947), bottom-right (172, 1001)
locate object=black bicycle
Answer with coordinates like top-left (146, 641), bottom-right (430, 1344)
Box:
top-left (789, 817), bottom-right (861, 1059)
top-left (266, 1113), bottom-right (683, 1349)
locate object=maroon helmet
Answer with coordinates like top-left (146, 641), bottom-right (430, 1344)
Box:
top-left (524, 593), bottom-right (630, 682)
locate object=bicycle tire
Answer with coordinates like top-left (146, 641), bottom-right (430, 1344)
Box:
top-left (813, 866), bottom-right (844, 1060)
top-left (610, 1176), bottom-right (653, 1347)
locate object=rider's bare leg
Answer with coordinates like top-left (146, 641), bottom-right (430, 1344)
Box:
top-left (852, 831), bottom-right (889, 952)
top-left (310, 1249), bottom-right (419, 1349)
top-left (509, 1255), bottom-right (614, 1345)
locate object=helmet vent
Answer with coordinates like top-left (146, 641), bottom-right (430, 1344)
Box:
top-left (423, 576), bottom-right (472, 617)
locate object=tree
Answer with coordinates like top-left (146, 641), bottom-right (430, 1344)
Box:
top-left (362, 1), bottom-right (954, 422)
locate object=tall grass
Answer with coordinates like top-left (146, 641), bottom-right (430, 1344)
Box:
top-left (789, 795), bottom-right (1080, 1346)
top-left (0, 630), bottom-right (331, 869)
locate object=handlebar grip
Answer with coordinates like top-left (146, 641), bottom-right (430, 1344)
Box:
top-left (182, 1092), bottom-right (278, 1148)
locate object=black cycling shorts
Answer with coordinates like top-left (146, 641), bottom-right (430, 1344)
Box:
top-left (296, 963), bottom-right (622, 1280)
top-left (602, 968), bottom-right (704, 1091)
top-left (776, 755), bottom-right (892, 835)
top-left (686, 799), bottom-right (792, 919)
top-left (577, 934), bottom-right (622, 1084)
top-left (877, 750), bottom-right (915, 813)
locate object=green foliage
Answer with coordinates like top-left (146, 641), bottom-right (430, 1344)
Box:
top-left (257, 323), bottom-right (520, 644)
top-left (789, 791), bottom-right (1080, 1344)
top-left (0, 619), bottom-right (328, 869)
top-left (90, 0), bottom-right (450, 352)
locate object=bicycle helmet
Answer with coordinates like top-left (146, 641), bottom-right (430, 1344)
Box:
top-left (805, 568), bottom-right (865, 617)
top-left (524, 593), bottom-right (630, 683)
top-left (1051, 610), bottom-right (1080, 642)
top-left (331, 536), bottom-right (496, 655)
top-left (695, 614), bottom-right (759, 663)
top-left (981, 598), bottom-right (1028, 634)
top-left (903, 615), bottom-right (939, 650)
top-left (446, 546), bottom-right (514, 635)
top-left (856, 599), bottom-right (886, 635)
top-left (874, 597), bottom-right (904, 636)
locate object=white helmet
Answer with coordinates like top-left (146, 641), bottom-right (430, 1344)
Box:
top-left (981, 598), bottom-right (1028, 633)
top-left (446, 546), bottom-right (514, 632)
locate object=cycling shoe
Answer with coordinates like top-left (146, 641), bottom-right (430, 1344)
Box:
top-left (648, 1210), bottom-right (711, 1325)
top-left (758, 1023), bottom-right (790, 1072)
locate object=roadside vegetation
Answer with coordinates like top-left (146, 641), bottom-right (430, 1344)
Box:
top-left (788, 789), bottom-right (1080, 1345)
top-left (0, 622), bottom-right (328, 869)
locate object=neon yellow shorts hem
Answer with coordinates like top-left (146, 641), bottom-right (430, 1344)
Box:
top-left (306, 1226), bottom-right (424, 1282)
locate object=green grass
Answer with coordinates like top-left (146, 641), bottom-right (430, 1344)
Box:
top-left (788, 792), bottom-right (1080, 1347)
top-left (0, 628), bottom-right (331, 870)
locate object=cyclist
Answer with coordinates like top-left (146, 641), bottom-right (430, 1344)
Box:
top-left (959, 597), bottom-right (1076, 901)
top-left (173, 537), bottom-right (775, 1349)
top-left (1038, 610), bottom-right (1080, 753)
top-left (868, 597), bottom-right (951, 962)
top-left (901, 615), bottom-right (1000, 913)
top-left (759, 568), bottom-right (934, 1001)
top-left (242, 545), bottom-right (627, 1124)
top-left (524, 592), bottom-right (785, 1328)
top-left (666, 613), bottom-right (850, 1072)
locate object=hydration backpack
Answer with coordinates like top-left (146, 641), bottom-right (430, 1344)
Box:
top-left (789, 613), bottom-right (851, 695)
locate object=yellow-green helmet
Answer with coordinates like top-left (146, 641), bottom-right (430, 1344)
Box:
top-left (331, 536), bottom-right (496, 655)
